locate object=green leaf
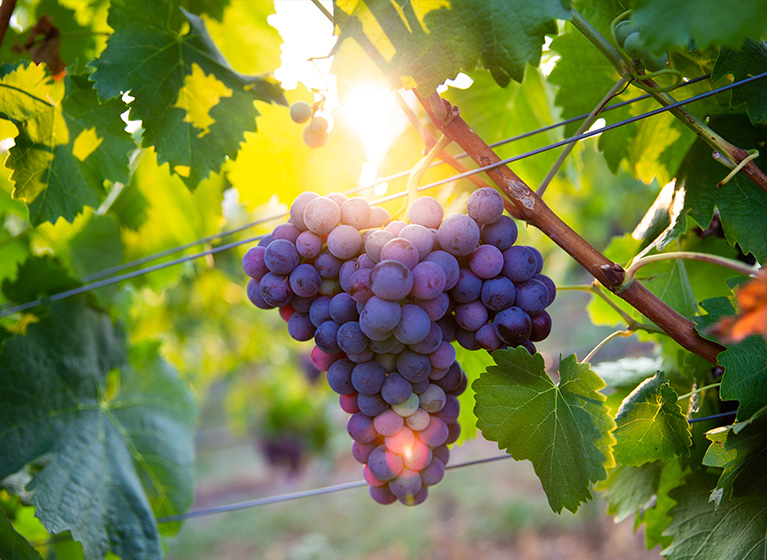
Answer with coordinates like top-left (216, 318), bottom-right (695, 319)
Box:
top-left (1, 255), bottom-right (80, 306)
top-left (703, 405), bottom-right (767, 502)
top-left (631, 0), bottom-right (767, 52)
top-left (592, 356), bottom-right (664, 390)
top-left (597, 462), bottom-right (662, 523)
top-left (613, 372), bottom-right (692, 466)
top-left (662, 471), bottom-right (767, 560)
top-left (677, 115), bottom-right (767, 262)
top-left (712, 40), bottom-right (767, 126)
top-left (0, 300), bottom-right (197, 560)
top-left (473, 348), bottom-right (616, 513)
top-left (0, 64), bottom-right (135, 225)
top-left (453, 343), bottom-right (494, 444)
top-left (0, 514), bottom-right (43, 560)
top-left (89, 0), bottom-right (286, 188)
top-left (332, 0), bottom-right (571, 93)
top-left (695, 297), bottom-right (767, 420)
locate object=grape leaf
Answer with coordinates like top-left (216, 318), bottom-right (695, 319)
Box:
top-left (695, 297), bottom-right (767, 420)
top-left (631, 0), bottom-right (767, 52)
top-left (1, 255), bottom-right (80, 306)
top-left (703, 405), bottom-right (767, 503)
top-left (613, 372), bottom-right (692, 466)
top-left (0, 515), bottom-right (42, 560)
top-left (0, 63), bottom-right (134, 225)
top-left (677, 115), bottom-right (767, 262)
top-left (597, 462), bottom-right (662, 523)
top-left (89, 0), bottom-right (286, 189)
top-left (662, 471), bottom-right (767, 560)
top-left (332, 0), bottom-right (571, 93)
top-left (0, 300), bottom-right (197, 560)
top-left (473, 348), bottom-right (616, 513)
top-left (712, 40), bottom-right (767, 127)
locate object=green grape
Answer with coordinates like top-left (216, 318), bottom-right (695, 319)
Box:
top-left (614, 20), bottom-right (638, 47)
top-left (290, 101), bottom-right (313, 124)
top-left (303, 124), bottom-right (328, 148)
top-left (623, 31), bottom-right (648, 60)
top-left (642, 51), bottom-right (669, 72)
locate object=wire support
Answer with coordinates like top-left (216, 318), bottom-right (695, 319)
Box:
top-left (3, 72), bottom-right (764, 318)
top-left (45, 75), bottom-right (712, 287)
top-left (157, 454), bottom-right (513, 523)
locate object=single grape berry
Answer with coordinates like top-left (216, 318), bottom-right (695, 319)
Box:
top-left (623, 31), bottom-right (648, 60)
top-left (289, 101), bottom-right (313, 123)
top-left (642, 51), bottom-right (668, 72)
top-left (303, 124), bottom-right (328, 148)
top-left (614, 20), bottom-right (639, 47)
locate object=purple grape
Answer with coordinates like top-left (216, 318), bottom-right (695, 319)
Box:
top-left (493, 306), bottom-right (532, 346)
top-left (480, 215), bottom-right (518, 250)
top-left (445, 421), bottom-right (461, 444)
top-left (314, 250), bottom-right (342, 278)
top-left (501, 246), bottom-right (537, 283)
top-left (429, 341), bottom-right (456, 369)
top-left (347, 348), bottom-right (375, 363)
top-left (368, 445), bottom-right (403, 481)
top-left (467, 187), bottom-right (504, 224)
top-left (475, 322), bottom-right (503, 351)
top-left (435, 362), bottom-right (464, 393)
top-left (272, 222), bottom-right (301, 244)
top-left (352, 361), bottom-right (386, 395)
top-left (247, 277), bottom-right (272, 309)
top-left (480, 277), bottom-right (516, 311)
top-left (357, 254), bottom-right (375, 269)
top-left (348, 268), bottom-right (374, 303)
top-left (369, 485), bottom-right (397, 505)
top-left (423, 250), bottom-right (460, 290)
top-left (303, 196), bottom-right (340, 234)
top-left (264, 239), bottom-right (299, 275)
top-left (454, 300), bottom-right (489, 331)
top-left (399, 224), bottom-right (434, 260)
top-left (420, 383), bottom-right (446, 413)
top-left (533, 273), bottom-right (557, 306)
top-left (374, 409), bottom-right (405, 436)
top-left (359, 317), bottom-right (393, 342)
top-left (455, 328), bottom-right (480, 350)
top-left (421, 457), bottom-right (445, 486)
top-left (381, 372), bottom-right (413, 405)
top-left (368, 335), bottom-right (400, 354)
top-left (291, 295), bottom-right (314, 313)
top-left (340, 197), bottom-right (372, 230)
top-left (315, 320), bottom-right (341, 354)
top-left (385, 426), bottom-right (415, 454)
top-left (437, 214), bottom-right (480, 256)
top-left (432, 445), bottom-right (450, 466)
top-left (337, 321), bottom-right (368, 354)
top-left (408, 196), bottom-right (444, 228)
top-left (352, 440), bottom-right (378, 464)
top-left (436, 393), bottom-right (460, 424)
top-left (295, 230), bottom-right (322, 259)
top-left (326, 358), bottom-right (355, 395)
top-left (357, 392), bottom-right (389, 417)
top-left (400, 485), bottom-right (428, 506)
top-left (370, 260), bottom-right (414, 301)
top-left (380, 237), bottom-right (419, 269)
top-left (287, 312), bottom-right (315, 341)
top-left (309, 296), bottom-right (332, 327)
top-left (529, 246), bottom-right (544, 274)
top-left (289, 191), bottom-right (320, 230)
top-left (389, 467), bottom-right (423, 502)
top-left (385, 220), bottom-right (407, 236)
top-left (347, 412), bottom-right (378, 443)
top-left (396, 350), bottom-right (431, 383)
top-left (418, 416), bottom-right (448, 447)
top-left (469, 244), bottom-right (504, 279)
top-left (393, 304), bottom-right (431, 345)
top-left (242, 246), bottom-right (268, 279)
top-left (368, 206), bottom-right (391, 228)
top-left (403, 438), bottom-right (432, 471)
top-left (530, 310), bottom-right (552, 342)
top-left (289, 263), bottom-right (321, 298)
top-left (329, 292), bottom-right (358, 323)
top-left (410, 261), bottom-right (447, 300)
top-left (257, 234), bottom-right (272, 247)
top-left (327, 224), bottom-right (363, 260)
top-left (327, 192), bottom-right (348, 206)
top-left (409, 322), bottom-right (443, 354)
top-left (259, 272), bottom-right (292, 307)
top-left (450, 268), bottom-right (482, 303)
top-left (360, 296), bottom-right (401, 332)
top-left (415, 293), bottom-right (450, 321)
top-left (436, 315), bottom-right (457, 342)
top-left (412, 379), bottom-right (430, 394)
top-left (338, 259), bottom-right (359, 292)
top-left (365, 230), bottom-right (395, 263)
top-left (514, 278), bottom-right (549, 316)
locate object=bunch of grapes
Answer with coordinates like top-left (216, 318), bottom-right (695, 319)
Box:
top-left (242, 187), bottom-right (555, 505)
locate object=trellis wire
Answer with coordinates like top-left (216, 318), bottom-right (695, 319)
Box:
top-left (2, 70), bottom-right (766, 318)
top-left (77, 74), bottom-right (711, 284)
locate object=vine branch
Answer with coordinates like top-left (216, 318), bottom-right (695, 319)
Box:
top-left (415, 91), bottom-right (724, 364)
top-left (570, 8), bottom-right (767, 194)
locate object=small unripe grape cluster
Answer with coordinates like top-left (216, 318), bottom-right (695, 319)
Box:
top-left (289, 101), bottom-right (329, 148)
top-left (615, 19), bottom-right (668, 72)
top-left (242, 187), bottom-right (555, 505)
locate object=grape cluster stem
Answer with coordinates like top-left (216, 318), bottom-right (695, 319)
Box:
top-left (415, 91), bottom-right (725, 365)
